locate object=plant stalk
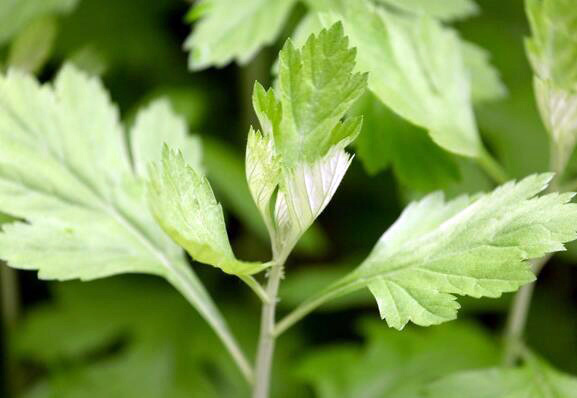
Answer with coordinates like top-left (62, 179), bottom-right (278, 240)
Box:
top-left (253, 262), bottom-right (284, 398)
top-left (503, 255), bottom-right (550, 366)
top-left (478, 150), bottom-right (509, 185)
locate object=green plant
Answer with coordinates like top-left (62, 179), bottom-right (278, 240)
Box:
top-left (2, 0), bottom-right (577, 397)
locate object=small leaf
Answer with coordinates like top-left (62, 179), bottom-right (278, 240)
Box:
top-left (185, 0), bottom-right (298, 70)
top-left (149, 147), bottom-right (267, 276)
top-left (0, 0), bottom-right (78, 46)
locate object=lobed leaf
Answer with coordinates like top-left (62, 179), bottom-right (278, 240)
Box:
top-left (300, 174), bottom-right (577, 330)
top-left (0, 65), bottom-right (244, 371)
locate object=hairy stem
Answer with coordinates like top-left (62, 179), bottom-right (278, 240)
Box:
top-left (503, 255), bottom-right (550, 366)
top-left (253, 262), bottom-right (284, 398)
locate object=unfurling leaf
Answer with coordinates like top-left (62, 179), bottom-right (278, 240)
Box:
top-left (148, 147), bottom-right (267, 276)
top-left (301, 174), bottom-right (577, 330)
top-left (185, 0), bottom-right (297, 70)
top-left (246, 23), bottom-right (367, 257)
top-left (0, 65), bottom-right (243, 368)
top-left (426, 354), bottom-right (577, 398)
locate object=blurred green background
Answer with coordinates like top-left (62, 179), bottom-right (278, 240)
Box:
top-left (0, 0), bottom-right (576, 397)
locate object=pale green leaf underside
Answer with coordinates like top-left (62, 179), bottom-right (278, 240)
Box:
top-left (246, 24), bottom-right (365, 256)
top-left (426, 356), bottom-right (577, 398)
top-left (316, 0), bottom-right (482, 158)
top-left (526, 0), bottom-right (577, 173)
top-left (526, 0), bottom-right (577, 90)
top-left (185, 0), bottom-right (297, 70)
top-left (149, 147), bottom-right (266, 276)
top-left (374, 0), bottom-right (479, 21)
top-left (0, 65), bottom-right (239, 363)
top-left (316, 174), bottom-right (577, 330)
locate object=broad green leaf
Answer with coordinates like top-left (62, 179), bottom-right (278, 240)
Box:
top-left (148, 147), bottom-right (267, 276)
top-left (373, 0), bottom-right (479, 21)
top-left (246, 24), bottom-right (366, 256)
top-left (316, 0), bottom-right (483, 158)
top-left (298, 320), bottom-right (499, 398)
top-left (185, 0), bottom-right (297, 70)
top-left (0, 0), bottom-right (78, 46)
top-left (426, 355), bottom-right (577, 398)
top-left (0, 65), bottom-right (245, 375)
top-left (297, 174), bottom-right (577, 330)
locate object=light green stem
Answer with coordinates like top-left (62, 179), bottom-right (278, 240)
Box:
top-left (240, 275), bottom-right (270, 303)
top-left (253, 262), bottom-right (284, 398)
top-left (478, 150), bottom-right (509, 185)
top-left (503, 255), bottom-right (550, 366)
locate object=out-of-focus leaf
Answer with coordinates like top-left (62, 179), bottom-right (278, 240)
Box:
top-left (0, 0), bottom-right (77, 46)
top-left (7, 16), bottom-right (58, 73)
top-left (185, 0), bottom-right (298, 70)
top-left (280, 262), bottom-right (372, 311)
top-left (373, 0), bottom-right (479, 21)
top-left (426, 354), bottom-right (577, 398)
top-left (54, 0), bottom-right (179, 76)
top-left (315, 0), bottom-right (483, 158)
top-left (17, 279), bottom-right (307, 398)
top-left (354, 93), bottom-right (461, 192)
top-left (526, 0), bottom-right (577, 90)
top-left (148, 148), bottom-right (267, 275)
top-left (526, 0), bottom-right (577, 174)
top-left (16, 279), bottom-right (250, 398)
top-left (297, 320), bottom-right (500, 398)
top-left (462, 41), bottom-right (508, 103)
